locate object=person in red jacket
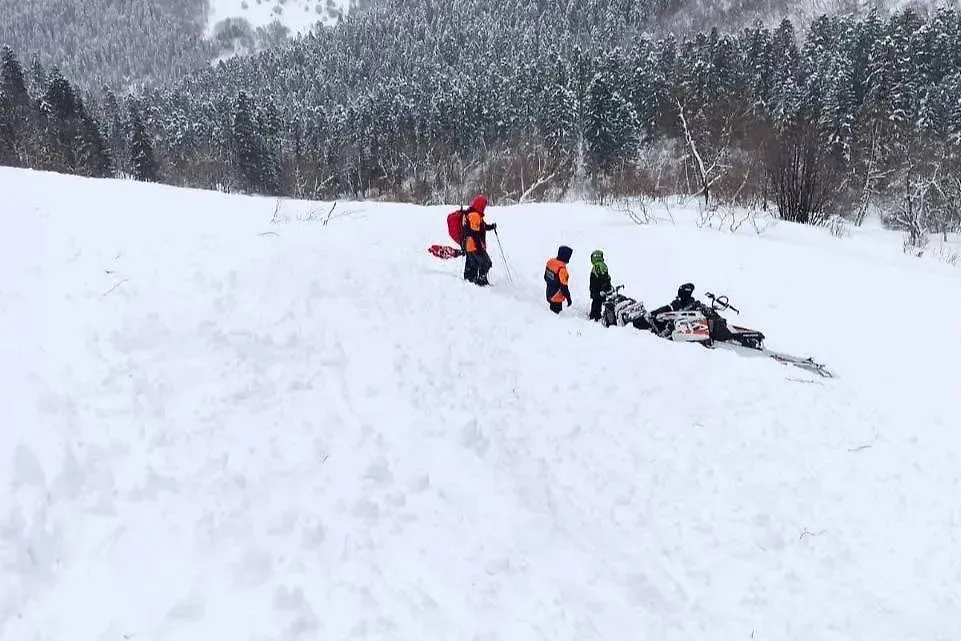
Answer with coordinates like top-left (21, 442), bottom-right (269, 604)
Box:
top-left (544, 245), bottom-right (573, 313)
top-left (460, 195), bottom-right (496, 286)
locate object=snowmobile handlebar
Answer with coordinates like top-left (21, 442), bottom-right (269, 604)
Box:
top-left (704, 292), bottom-right (740, 314)
top-left (604, 284), bottom-right (625, 297)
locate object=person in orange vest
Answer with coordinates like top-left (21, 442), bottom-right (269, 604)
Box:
top-left (544, 245), bottom-right (573, 313)
top-left (461, 194), bottom-right (496, 286)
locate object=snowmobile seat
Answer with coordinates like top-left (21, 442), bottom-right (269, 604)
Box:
top-left (726, 324), bottom-right (765, 349)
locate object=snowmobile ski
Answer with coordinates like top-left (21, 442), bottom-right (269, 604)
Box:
top-left (706, 341), bottom-right (836, 378)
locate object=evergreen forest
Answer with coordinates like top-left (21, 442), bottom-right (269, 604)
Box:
top-left (2, 2), bottom-right (960, 242)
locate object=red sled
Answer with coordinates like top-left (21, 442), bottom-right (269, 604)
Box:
top-left (428, 244), bottom-right (464, 259)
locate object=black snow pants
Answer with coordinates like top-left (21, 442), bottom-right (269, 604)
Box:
top-left (589, 296), bottom-right (604, 320)
top-left (464, 250), bottom-right (492, 286)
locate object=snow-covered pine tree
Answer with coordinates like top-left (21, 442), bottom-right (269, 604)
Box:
top-left (130, 105), bottom-right (159, 183)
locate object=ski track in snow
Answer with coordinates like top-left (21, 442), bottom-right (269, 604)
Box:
top-left (0, 168), bottom-right (959, 641)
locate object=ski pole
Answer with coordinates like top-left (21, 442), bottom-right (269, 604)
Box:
top-left (494, 229), bottom-right (515, 284)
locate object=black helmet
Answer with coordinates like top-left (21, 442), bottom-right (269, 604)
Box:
top-left (557, 245), bottom-right (573, 262)
top-left (677, 282), bottom-right (695, 300)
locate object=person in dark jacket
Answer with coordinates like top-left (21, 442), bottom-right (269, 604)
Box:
top-left (646, 282), bottom-right (733, 340)
top-left (632, 283), bottom-right (700, 332)
top-left (650, 282), bottom-right (703, 316)
top-left (544, 245), bottom-right (573, 313)
top-left (588, 249), bottom-right (612, 321)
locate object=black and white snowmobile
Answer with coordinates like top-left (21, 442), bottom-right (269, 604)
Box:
top-left (599, 285), bottom-right (649, 328)
top-left (600, 286), bottom-right (836, 378)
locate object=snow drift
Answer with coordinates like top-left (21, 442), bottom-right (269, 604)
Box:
top-left (1, 168), bottom-right (959, 641)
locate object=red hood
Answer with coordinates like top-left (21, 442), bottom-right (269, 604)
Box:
top-left (471, 195), bottom-right (488, 214)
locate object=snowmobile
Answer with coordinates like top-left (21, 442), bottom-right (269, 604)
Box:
top-left (599, 284), bottom-right (649, 328)
top-left (599, 286), bottom-right (836, 378)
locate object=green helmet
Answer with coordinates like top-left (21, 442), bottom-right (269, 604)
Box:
top-left (590, 249), bottom-right (604, 264)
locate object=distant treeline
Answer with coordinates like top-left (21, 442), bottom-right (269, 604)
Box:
top-left (1, 4), bottom-right (960, 245)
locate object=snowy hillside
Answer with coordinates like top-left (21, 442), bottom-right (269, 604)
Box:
top-left (205, 0), bottom-right (359, 39)
top-left (1, 168), bottom-right (959, 641)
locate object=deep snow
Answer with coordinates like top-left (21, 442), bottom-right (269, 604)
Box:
top-left (1, 168), bottom-right (959, 641)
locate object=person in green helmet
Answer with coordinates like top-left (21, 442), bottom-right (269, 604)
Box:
top-left (588, 249), bottom-right (613, 321)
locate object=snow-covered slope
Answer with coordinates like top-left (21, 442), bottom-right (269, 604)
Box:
top-left (1, 168), bottom-right (959, 641)
top-left (205, 0), bottom-right (357, 39)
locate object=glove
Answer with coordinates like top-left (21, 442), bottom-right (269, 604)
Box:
top-left (488, 223), bottom-right (497, 231)
top-left (566, 297), bottom-right (573, 307)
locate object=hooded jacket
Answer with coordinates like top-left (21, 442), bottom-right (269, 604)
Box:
top-left (545, 245), bottom-right (573, 305)
top-left (463, 195), bottom-right (495, 253)
top-left (589, 250), bottom-right (612, 299)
